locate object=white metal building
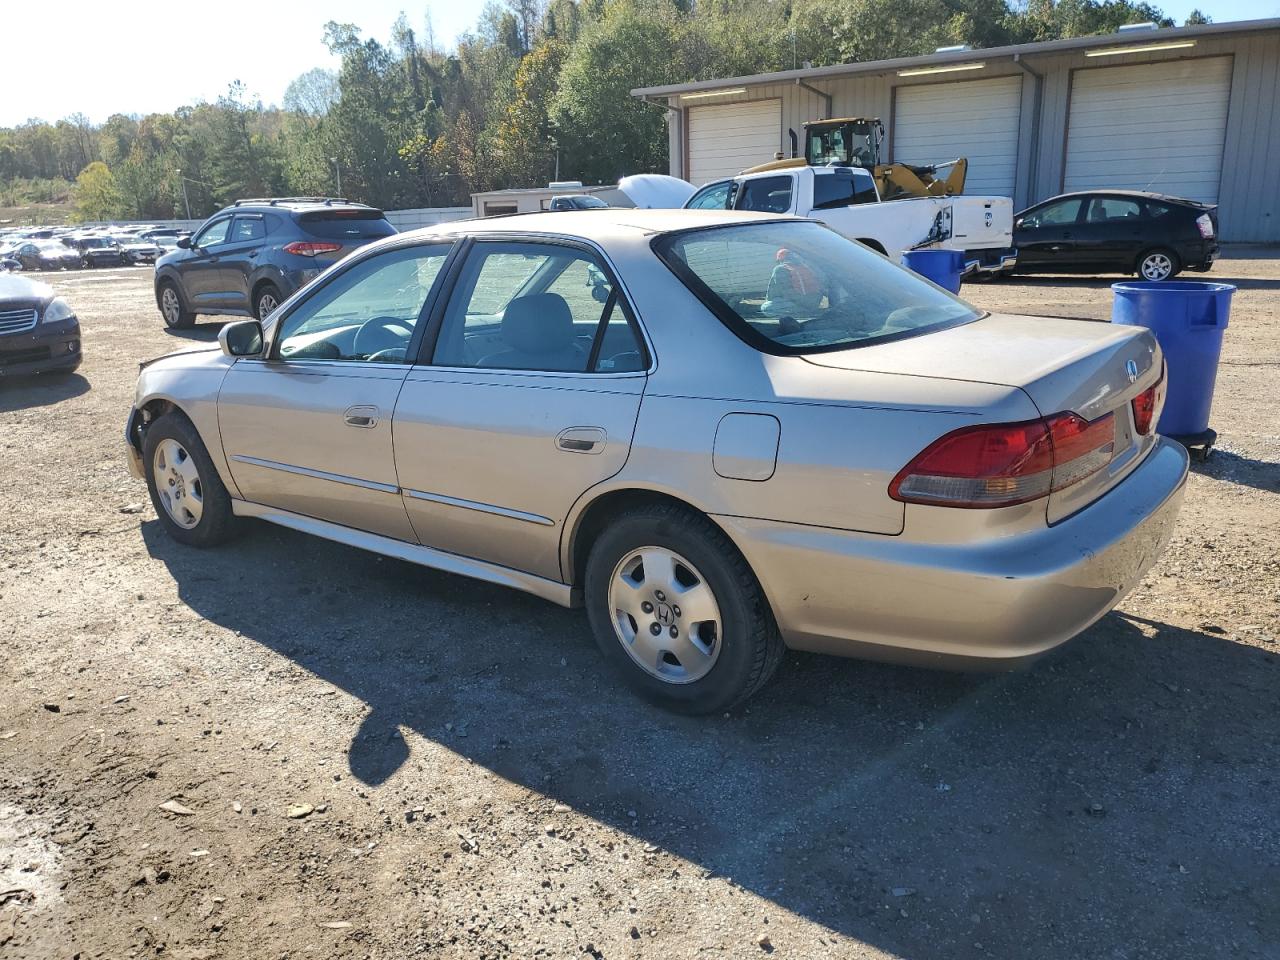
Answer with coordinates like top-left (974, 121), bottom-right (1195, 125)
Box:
top-left (633, 18), bottom-right (1280, 242)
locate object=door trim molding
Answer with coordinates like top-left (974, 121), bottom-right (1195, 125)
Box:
top-left (231, 499), bottom-right (574, 607)
top-left (403, 488), bottom-right (555, 527)
top-left (229, 454), bottom-right (400, 495)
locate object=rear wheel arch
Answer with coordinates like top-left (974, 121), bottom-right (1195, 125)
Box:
top-left (858, 238), bottom-right (888, 256)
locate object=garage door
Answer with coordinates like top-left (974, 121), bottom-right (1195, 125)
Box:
top-left (893, 76), bottom-right (1022, 197)
top-left (1064, 57), bottom-right (1232, 204)
top-left (687, 100), bottom-right (782, 185)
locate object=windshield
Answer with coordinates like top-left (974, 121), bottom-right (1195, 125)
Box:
top-left (654, 221), bottom-right (979, 355)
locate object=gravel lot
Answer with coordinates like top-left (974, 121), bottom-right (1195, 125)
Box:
top-left (1, 256), bottom-right (1277, 960)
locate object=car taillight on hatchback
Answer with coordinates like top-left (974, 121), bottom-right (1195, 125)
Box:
top-left (1196, 213), bottom-right (1215, 238)
top-left (1130, 365), bottom-right (1166, 435)
top-left (890, 412), bottom-right (1116, 509)
top-left (283, 241), bottom-right (343, 257)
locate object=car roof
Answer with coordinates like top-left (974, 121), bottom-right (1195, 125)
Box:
top-left (411, 208), bottom-right (789, 244)
top-left (1034, 190), bottom-right (1206, 205)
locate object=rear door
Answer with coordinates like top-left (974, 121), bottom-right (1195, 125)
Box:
top-left (219, 214), bottom-right (268, 311)
top-left (1071, 195), bottom-right (1148, 271)
top-left (1014, 197), bottom-right (1084, 271)
top-left (392, 239), bottom-right (650, 581)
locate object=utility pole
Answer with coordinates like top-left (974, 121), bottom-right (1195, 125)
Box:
top-left (177, 169), bottom-right (191, 219)
top-left (330, 157), bottom-right (342, 197)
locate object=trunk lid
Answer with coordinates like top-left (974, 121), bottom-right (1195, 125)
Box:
top-left (804, 313), bottom-right (1164, 523)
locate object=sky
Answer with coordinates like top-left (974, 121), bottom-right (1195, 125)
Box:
top-left (3, 0), bottom-right (1278, 127)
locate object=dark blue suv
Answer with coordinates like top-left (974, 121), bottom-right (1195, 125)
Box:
top-left (154, 198), bottom-right (396, 329)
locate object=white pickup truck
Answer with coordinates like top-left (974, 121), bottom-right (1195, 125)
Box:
top-left (622, 167), bottom-right (1016, 275)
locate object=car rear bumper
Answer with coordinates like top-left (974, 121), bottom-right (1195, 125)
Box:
top-left (0, 318), bottom-right (82, 377)
top-left (716, 436), bottom-right (1189, 669)
top-left (963, 247), bottom-right (1018, 275)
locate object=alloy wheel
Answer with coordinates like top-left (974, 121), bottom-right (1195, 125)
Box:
top-left (1140, 253), bottom-right (1173, 281)
top-left (257, 292), bottom-right (278, 318)
top-left (608, 547), bottom-right (722, 684)
top-left (153, 438), bottom-right (204, 529)
top-left (161, 287), bottom-right (181, 326)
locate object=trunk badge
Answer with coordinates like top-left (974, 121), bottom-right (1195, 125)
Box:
top-left (1125, 359), bottom-right (1139, 384)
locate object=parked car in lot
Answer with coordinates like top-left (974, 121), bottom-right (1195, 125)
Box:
top-left (75, 236), bottom-right (127, 268)
top-left (1012, 190), bottom-right (1218, 281)
top-left (12, 240), bottom-right (81, 272)
top-left (548, 194), bottom-right (610, 211)
top-left (0, 273), bottom-right (81, 376)
top-left (126, 209), bottom-right (1187, 712)
top-left (120, 237), bottom-right (162, 265)
top-left (153, 197), bottom-right (397, 328)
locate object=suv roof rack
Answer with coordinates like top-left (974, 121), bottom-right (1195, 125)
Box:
top-left (232, 196), bottom-right (355, 207)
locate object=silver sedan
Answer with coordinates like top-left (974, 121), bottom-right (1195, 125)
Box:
top-left (125, 209), bottom-right (1187, 712)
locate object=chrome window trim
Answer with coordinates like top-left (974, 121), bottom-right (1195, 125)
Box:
top-left (229, 454), bottom-right (399, 495)
top-left (403, 488), bottom-right (555, 527)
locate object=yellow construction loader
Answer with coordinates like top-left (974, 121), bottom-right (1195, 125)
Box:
top-left (744, 117), bottom-right (968, 201)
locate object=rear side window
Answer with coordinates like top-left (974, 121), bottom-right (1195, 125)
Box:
top-left (299, 210), bottom-right (397, 241)
top-left (231, 217), bottom-right (266, 242)
top-left (812, 170), bottom-right (878, 210)
top-left (735, 176), bottom-right (793, 214)
top-left (655, 221), bottom-right (978, 355)
top-left (1086, 197), bottom-right (1142, 222)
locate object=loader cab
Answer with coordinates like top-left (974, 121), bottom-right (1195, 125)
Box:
top-left (804, 118), bottom-right (885, 170)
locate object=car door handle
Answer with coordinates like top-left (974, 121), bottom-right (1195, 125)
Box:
top-left (344, 405), bottom-right (380, 428)
top-left (556, 427), bottom-right (606, 454)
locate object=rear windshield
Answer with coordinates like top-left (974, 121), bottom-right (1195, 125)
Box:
top-left (299, 210), bottom-right (396, 240)
top-left (654, 221), bottom-right (979, 355)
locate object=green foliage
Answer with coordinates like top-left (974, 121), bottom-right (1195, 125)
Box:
top-left (0, 0), bottom-right (1193, 223)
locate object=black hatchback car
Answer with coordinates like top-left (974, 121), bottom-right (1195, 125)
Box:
top-left (153, 198), bottom-right (396, 328)
top-left (1012, 190), bottom-right (1219, 281)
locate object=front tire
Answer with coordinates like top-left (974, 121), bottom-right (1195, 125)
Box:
top-left (142, 413), bottom-right (237, 547)
top-left (584, 503), bottom-right (783, 714)
top-left (159, 281), bottom-right (195, 329)
top-left (1137, 248), bottom-right (1180, 282)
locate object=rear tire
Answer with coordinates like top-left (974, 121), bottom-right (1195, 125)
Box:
top-left (142, 412), bottom-right (237, 547)
top-left (1137, 248), bottom-right (1180, 282)
top-left (159, 281), bottom-right (195, 329)
top-left (584, 503), bottom-right (784, 714)
top-left (254, 283), bottom-right (283, 321)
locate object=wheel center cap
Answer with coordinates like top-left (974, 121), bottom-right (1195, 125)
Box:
top-left (654, 601), bottom-right (675, 626)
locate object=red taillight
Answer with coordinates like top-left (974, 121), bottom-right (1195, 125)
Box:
top-left (283, 241), bottom-right (343, 257)
top-left (1130, 366), bottom-right (1166, 436)
top-left (890, 412), bottom-right (1115, 509)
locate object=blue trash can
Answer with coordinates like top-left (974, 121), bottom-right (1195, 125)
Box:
top-left (1111, 280), bottom-right (1234, 439)
top-left (902, 249), bottom-right (965, 294)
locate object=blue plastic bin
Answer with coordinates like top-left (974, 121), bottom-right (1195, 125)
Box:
top-left (1111, 280), bottom-right (1234, 437)
top-left (902, 249), bottom-right (965, 294)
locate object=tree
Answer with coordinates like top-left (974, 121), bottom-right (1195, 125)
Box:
top-left (283, 68), bottom-right (340, 117)
top-left (74, 161), bottom-right (123, 220)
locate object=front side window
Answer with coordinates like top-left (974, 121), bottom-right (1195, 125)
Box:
top-left (194, 218), bottom-right (231, 247)
top-left (432, 242), bottom-right (645, 373)
top-left (655, 221), bottom-right (979, 355)
top-left (1022, 199), bottom-right (1081, 229)
top-left (274, 243), bottom-right (452, 363)
top-left (735, 176), bottom-right (793, 214)
top-left (687, 181), bottom-right (732, 210)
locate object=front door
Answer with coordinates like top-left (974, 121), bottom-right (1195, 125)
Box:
top-left (1014, 197), bottom-right (1084, 271)
top-left (217, 241), bottom-right (455, 541)
top-left (182, 217), bottom-right (235, 308)
top-left (393, 239), bottom-right (650, 581)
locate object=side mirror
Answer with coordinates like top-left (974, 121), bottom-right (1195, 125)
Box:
top-left (1014, 218), bottom-right (1025, 229)
top-left (219, 320), bottom-right (264, 358)
top-left (176, 236), bottom-right (192, 249)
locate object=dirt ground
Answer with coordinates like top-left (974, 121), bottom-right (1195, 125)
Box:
top-left (1, 255), bottom-right (1277, 960)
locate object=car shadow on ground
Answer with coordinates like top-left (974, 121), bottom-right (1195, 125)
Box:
top-left (141, 518), bottom-right (1279, 958)
top-left (0, 371), bottom-right (89, 411)
top-left (162, 322), bottom-right (227, 343)
top-left (1194, 448), bottom-right (1280, 494)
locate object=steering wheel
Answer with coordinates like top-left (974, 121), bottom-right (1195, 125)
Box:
top-left (366, 347), bottom-right (408, 364)
top-left (353, 316), bottom-right (412, 358)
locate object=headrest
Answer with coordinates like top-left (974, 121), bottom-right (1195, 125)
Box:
top-left (501, 293), bottom-right (574, 353)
